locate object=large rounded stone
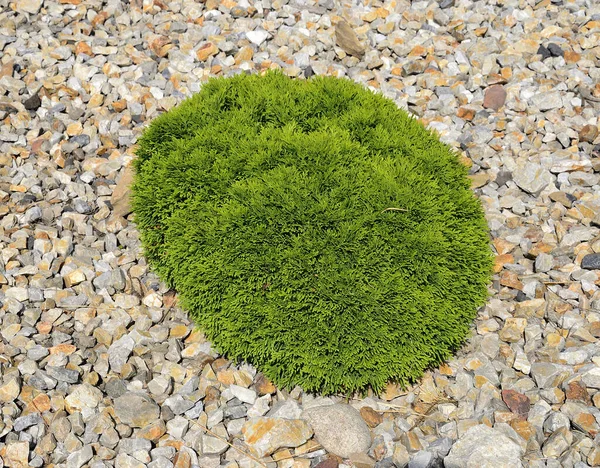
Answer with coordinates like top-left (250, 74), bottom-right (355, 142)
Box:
top-left (301, 404), bottom-right (371, 457)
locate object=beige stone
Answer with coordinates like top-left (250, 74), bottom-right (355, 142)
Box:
top-left (242, 417), bottom-right (313, 457)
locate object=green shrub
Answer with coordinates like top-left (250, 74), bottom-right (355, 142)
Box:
top-left (132, 72), bottom-right (492, 395)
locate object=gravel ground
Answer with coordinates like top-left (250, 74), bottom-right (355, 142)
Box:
top-left (1, 0), bottom-right (600, 467)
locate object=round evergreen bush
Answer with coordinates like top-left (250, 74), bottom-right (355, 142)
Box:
top-left (132, 72), bottom-right (492, 395)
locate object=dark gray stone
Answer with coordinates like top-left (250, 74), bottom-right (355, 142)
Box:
top-left (547, 43), bottom-right (564, 57)
top-left (24, 93), bottom-right (41, 110)
top-left (582, 254), bottom-right (600, 270)
top-left (537, 45), bottom-right (551, 60)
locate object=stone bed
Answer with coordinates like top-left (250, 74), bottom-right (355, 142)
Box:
top-left (1, 0), bottom-right (600, 467)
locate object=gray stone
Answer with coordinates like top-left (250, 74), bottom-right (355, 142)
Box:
top-left (46, 366), bottom-right (79, 383)
top-left (268, 399), bottom-right (303, 419)
top-left (148, 458), bottom-right (174, 468)
top-left (108, 334), bottom-right (134, 374)
top-left (301, 404), bottom-right (371, 458)
top-left (544, 412), bottom-right (571, 434)
top-left (530, 91), bottom-right (563, 111)
top-left (66, 445), bottom-right (94, 468)
top-left (513, 161), bottom-right (553, 195)
top-left (530, 362), bottom-right (571, 389)
top-left (114, 393), bottom-right (160, 428)
top-left (13, 413), bottom-right (43, 431)
top-left (542, 427), bottom-right (573, 458)
top-left (201, 435), bottom-right (229, 455)
top-left (117, 438), bottom-right (152, 455)
top-left (444, 424), bottom-right (524, 468)
top-left (408, 451), bottom-right (434, 468)
top-left (163, 394), bottom-right (195, 415)
top-left (229, 384), bottom-right (256, 404)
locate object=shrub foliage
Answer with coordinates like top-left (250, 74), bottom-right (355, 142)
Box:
top-left (132, 72), bottom-right (492, 395)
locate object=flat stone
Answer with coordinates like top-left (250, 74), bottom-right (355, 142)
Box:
top-left (202, 435), bottom-right (229, 455)
top-left (46, 366), bottom-right (79, 383)
top-left (348, 452), bottom-right (376, 468)
top-left (163, 394), bottom-right (195, 415)
top-left (407, 451), bottom-right (434, 468)
top-left (115, 453), bottom-right (146, 468)
top-left (114, 393), bottom-right (160, 428)
top-left (117, 438), bottom-right (152, 455)
top-left (301, 404), bottom-right (371, 458)
top-left (268, 400), bottom-right (303, 419)
top-left (444, 424), bottom-right (524, 468)
top-left (360, 406), bottom-right (383, 428)
top-left (255, 373), bottom-right (276, 395)
top-left (242, 417), bottom-right (313, 458)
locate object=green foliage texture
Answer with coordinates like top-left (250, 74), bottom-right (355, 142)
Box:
top-left (132, 72), bottom-right (492, 395)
